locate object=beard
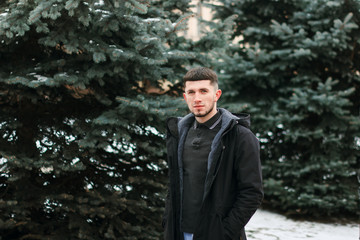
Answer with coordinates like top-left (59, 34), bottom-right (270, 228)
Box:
top-left (192, 103), bottom-right (215, 118)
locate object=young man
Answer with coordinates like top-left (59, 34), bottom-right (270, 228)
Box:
top-left (163, 67), bottom-right (263, 240)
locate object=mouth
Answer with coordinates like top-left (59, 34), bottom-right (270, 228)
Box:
top-left (193, 105), bottom-right (204, 109)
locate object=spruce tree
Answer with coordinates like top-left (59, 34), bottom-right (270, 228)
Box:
top-left (0, 0), bottom-right (204, 239)
top-left (210, 0), bottom-right (360, 218)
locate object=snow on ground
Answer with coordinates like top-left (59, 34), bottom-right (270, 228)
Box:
top-left (246, 209), bottom-right (358, 240)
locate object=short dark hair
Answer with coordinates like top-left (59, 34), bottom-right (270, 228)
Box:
top-left (183, 67), bottom-right (218, 88)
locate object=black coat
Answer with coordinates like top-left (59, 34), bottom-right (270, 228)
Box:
top-left (163, 108), bottom-right (263, 240)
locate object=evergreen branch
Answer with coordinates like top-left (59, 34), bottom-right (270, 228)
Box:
top-left (28, 2), bottom-right (53, 24)
top-left (116, 97), bottom-right (131, 103)
top-left (123, 0), bottom-right (147, 14)
top-left (20, 234), bottom-right (44, 240)
top-left (65, 0), bottom-right (80, 10)
top-left (350, 41), bottom-right (356, 61)
top-left (64, 85), bottom-right (95, 99)
top-left (173, 14), bottom-right (195, 32)
top-left (133, 6), bottom-right (146, 13)
top-left (166, 13), bottom-right (196, 37)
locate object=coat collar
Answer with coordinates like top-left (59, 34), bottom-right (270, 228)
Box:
top-left (177, 108), bottom-right (251, 135)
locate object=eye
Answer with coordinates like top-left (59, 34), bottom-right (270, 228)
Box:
top-left (200, 89), bottom-right (208, 93)
top-left (187, 90), bottom-right (195, 95)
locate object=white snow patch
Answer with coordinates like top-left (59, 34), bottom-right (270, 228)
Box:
top-left (95, 0), bottom-right (104, 6)
top-left (246, 209), bottom-right (358, 240)
top-left (143, 18), bottom-right (161, 23)
top-left (40, 166), bottom-right (53, 174)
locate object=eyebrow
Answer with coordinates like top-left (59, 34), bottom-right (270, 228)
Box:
top-left (186, 87), bottom-right (209, 92)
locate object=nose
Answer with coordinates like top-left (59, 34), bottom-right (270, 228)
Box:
top-left (194, 92), bottom-right (202, 103)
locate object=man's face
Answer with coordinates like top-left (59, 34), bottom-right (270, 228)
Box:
top-left (183, 80), bottom-right (222, 123)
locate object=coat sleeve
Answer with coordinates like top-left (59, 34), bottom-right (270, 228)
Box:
top-left (222, 129), bottom-right (264, 238)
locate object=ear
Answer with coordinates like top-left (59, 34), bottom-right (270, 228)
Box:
top-left (214, 89), bottom-right (222, 101)
top-left (183, 92), bottom-right (187, 101)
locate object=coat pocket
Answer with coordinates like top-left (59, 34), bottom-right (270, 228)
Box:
top-left (217, 213), bottom-right (232, 240)
top-left (216, 206), bottom-right (236, 240)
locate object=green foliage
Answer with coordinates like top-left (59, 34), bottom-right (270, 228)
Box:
top-left (210, 0), bottom-right (360, 219)
top-left (0, 0), bottom-right (194, 239)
